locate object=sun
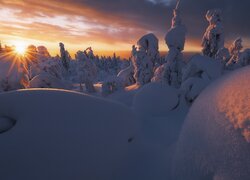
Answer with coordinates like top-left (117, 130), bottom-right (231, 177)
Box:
top-left (14, 41), bottom-right (27, 55)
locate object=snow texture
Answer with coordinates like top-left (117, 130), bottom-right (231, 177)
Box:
top-left (173, 66), bottom-right (250, 180)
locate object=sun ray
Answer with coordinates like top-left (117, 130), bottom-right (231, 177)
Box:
top-left (12, 41), bottom-right (27, 56)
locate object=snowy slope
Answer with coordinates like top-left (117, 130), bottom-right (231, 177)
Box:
top-left (118, 82), bottom-right (189, 180)
top-left (173, 66), bottom-right (250, 180)
top-left (133, 83), bottom-right (179, 117)
top-left (0, 89), bottom-right (138, 180)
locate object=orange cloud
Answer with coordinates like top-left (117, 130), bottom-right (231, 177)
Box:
top-left (0, 0), bottom-right (201, 57)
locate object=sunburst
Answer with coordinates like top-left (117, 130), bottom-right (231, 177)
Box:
top-left (13, 41), bottom-right (27, 55)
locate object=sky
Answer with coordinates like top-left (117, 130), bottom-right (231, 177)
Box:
top-left (0, 0), bottom-right (250, 56)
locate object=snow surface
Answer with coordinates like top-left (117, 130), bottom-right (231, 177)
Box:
top-left (181, 54), bottom-right (222, 102)
top-left (0, 89), bottom-right (138, 180)
top-left (114, 81), bottom-right (189, 180)
top-left (173, 66), bottom-right (250, 180)
top-left (133, 83), bottom-right (179, 117)
top-left (0, 5), bottom-right (250, 179)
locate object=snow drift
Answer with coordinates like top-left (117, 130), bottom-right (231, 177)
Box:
top-left (0, 89), bottom-right (138, 180)
top-left (173, 66), bottom-right (250, 180)
top-left (133, 83), bottom-right (179, 117)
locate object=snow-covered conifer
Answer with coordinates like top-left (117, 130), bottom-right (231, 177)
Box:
top-left (152, 0), bottom-right (186, 88)
top-left (37, 46), bottom-right (51, 59)
top-left (202, 9), bottom-right (224, 58)
top-left (132, 46), bottom-right (154, 86)
top-left (76, 50), bottom-right (97, 93)
top-left (215, 47), bottom-right (230, 66)
top-left (59, 42), bottom-right (70, 71)
top-left (226, 38), bottom-right (243, 68)
top-left (132, 33), bottom-right (159, 86)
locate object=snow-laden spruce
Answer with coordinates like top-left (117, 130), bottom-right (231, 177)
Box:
top-left (132, 33), bottom-right (159, 86)
top-left (152, 0), bottom-right (186, 88)
top-left (215, 47), bottom-right (230, 67)
top-left (173, 66), bottom-right (250, 180)
top-left (226, 37), bottom-right (243, 69)
top-left (75, 49), bottom-right (97, 93)
top-left (202, 9), bottom-right (224, 58)
top-left (59, 42), bottom-right (71, 71)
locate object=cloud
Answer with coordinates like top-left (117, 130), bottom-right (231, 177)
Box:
top-left (146, 0), bottom-right (174, 6)
top-left (0, 0), bottom-right (249, 55)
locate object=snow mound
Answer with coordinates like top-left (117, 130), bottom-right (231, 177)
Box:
top-left (181, 54), bottom-right (222, 103)
top-left (133, 83), bottom-right (178, 117)
top-left (182, 54), bottom-right (222, 81)
top-left (216, 67), bottom-right (250, 142)
top-left (173, 66), bottom-right (250, 180)
top-left (0, 89), bottom-right (138, 180)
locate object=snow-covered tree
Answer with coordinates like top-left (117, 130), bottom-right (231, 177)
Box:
top-left (26, 45), bottom-right (63, 80)
top-left (137, 33), bottom-right (160, 66)
top-left (238, 49), bottom-right (250, 67)
top-left (37, 46), bottom-right (51, 58)
top-left (38, 57), bottom-right (64, 80)
top-left (152, 0), bottom-right (186, 88)
top-left (226, 38), bottom-right (243, 68)
top-left (215, 47), bottom-right (230, 67)
top-left (26, 45), bottom-right (38, 63)
top-left (202, 9), bottom-right (224, 58)
top-left (101, 76), bottom-right (123, 96)
top-left (229, 38), bottom-right (243, 57)
top-left (59, 42), bottom-right (70, 71)
top-left (84, 47), bottom-right (94, 59)
top-left (132, 33), bottom-right (159, 86)
top-left (117, 62), bottom-right (135, 87)
top-left (132, 46), bottom-right (154, 86)
top-left (76, 50), bottom-right (97, 93)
